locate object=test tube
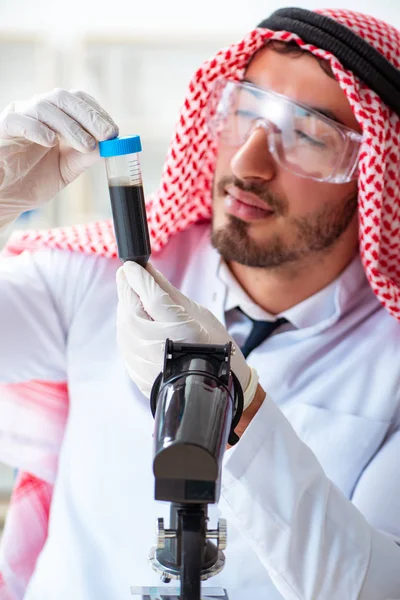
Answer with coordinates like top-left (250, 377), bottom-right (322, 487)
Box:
top-left (98, 135), bottom-right (151, 266)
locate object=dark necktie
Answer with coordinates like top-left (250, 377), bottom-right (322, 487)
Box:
top-left (238, 309), bottom-right (288, 358)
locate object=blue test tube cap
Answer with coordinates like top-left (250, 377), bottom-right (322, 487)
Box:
top-left (99, 135), bottom-right (142, 158)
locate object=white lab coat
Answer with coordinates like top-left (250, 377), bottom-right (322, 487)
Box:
top-left (0, 222), bottom-right (399, 599)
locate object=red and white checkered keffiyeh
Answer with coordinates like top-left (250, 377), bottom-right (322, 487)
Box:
top-left (2, 8), bottom-right (400, 598)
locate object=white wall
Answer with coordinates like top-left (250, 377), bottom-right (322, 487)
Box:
top-left (0, 0), bottom-right (399, 38)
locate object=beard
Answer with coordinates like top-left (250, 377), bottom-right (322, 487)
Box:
top-left (211, 177), bottom-right (358, 269)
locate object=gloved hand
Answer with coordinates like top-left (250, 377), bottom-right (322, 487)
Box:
top-left (0, 88), bottom-right (118, 230)
top-left (116, 261), bottom-right (259, 409)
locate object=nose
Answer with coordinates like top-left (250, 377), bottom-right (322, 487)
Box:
top-left (230, 123), bottom-right (276, 182)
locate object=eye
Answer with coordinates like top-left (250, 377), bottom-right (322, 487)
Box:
top-left (295, 130), bottom-right (327, 148)
top-left (234, 109), bottom-right (259, 120)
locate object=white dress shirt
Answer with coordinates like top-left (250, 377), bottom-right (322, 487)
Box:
top-left (219, 255), bottom-right (343, 345)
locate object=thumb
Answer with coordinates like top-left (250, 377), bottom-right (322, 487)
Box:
top-left (145, 262), bottom-right (193, 313)
top-left (60, 145), bottom-right (101, 184)
top-left (121, 261), bottom-right (190, 323)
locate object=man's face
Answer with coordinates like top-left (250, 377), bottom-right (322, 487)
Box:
top-left (211, 46), bottom-right (361, 269)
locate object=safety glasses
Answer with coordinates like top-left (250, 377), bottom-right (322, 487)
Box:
top-left (206, 79), bottom-right (363, 184)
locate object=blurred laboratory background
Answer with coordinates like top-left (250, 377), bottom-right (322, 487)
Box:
top-left (0, 0), bottom-right (399, 533)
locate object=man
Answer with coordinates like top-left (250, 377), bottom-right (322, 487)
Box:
top-left (0, 6), bottom-right (399, 600)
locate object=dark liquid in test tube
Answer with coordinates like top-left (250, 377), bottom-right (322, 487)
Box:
top-left (109, 184), bottom-right (151, 266)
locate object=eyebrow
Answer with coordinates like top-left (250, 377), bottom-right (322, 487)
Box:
top-left (242, 78), bottom-right (345, 126)
top-left (310, 106), bottom-right (345, 126)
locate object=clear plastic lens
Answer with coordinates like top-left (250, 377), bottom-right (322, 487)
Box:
top-left (207, 79), bottom-right (363, 183)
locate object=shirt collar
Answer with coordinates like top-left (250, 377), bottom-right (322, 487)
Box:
top-left (217, 253), bottom-right (371, 330)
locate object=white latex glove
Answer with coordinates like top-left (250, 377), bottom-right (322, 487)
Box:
top-left (116, 261), bottom-right (259, 408)
top-left (0, 88), bottom-right (119, 230)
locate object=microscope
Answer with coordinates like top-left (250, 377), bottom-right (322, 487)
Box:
top-left (148, 339), bottom-right (244, 600)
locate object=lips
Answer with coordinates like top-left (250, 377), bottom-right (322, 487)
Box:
top-left (225, 185), bottom-right (273, 213)
top-left (223, 185), bottom-right (275, 222)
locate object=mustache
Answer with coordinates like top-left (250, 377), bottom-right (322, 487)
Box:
top-left (217, 176), bottom-right (286, 214)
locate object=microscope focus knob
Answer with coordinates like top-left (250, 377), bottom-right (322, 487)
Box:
top-left (205, 518), bottom-right (227, 551)
top-left (156, 517), bottom-right (177, 550)
top-left (156, 518), bottom-right (165, 549)
top-left (217, 518), bottom-right (227, 551)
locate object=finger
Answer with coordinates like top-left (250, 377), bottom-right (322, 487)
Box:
top-left (123, 261), bottom-right (188, 322)
top-left (126, 365), bottom-right (159, 397)
top-left (117, 328), bottom-right (163, 369)
top-left (122, 261), bottom-right (190, 323)
top-left (23, 98), bottom-right (97, 152)
top-left (59, 146), bottom-right (101, 184)
top-left (117, 267), bottom-right (209, 355)
top-left (116, 285), bottom-right (188, 352)
top-left (0, 112), bottom-right (57, 146)
top-left (45, 88), bottom-right (118, 142)
top-left (145, 263), bottom-right (224, 336)
top-left (145, 262), bottom-right (192, 312)
top-left (116, 266), bottom-right (153, 322)
top-left (70, 90), bottom-right (118, 130)
top-left (125, 363), bottom-right (158, 398)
